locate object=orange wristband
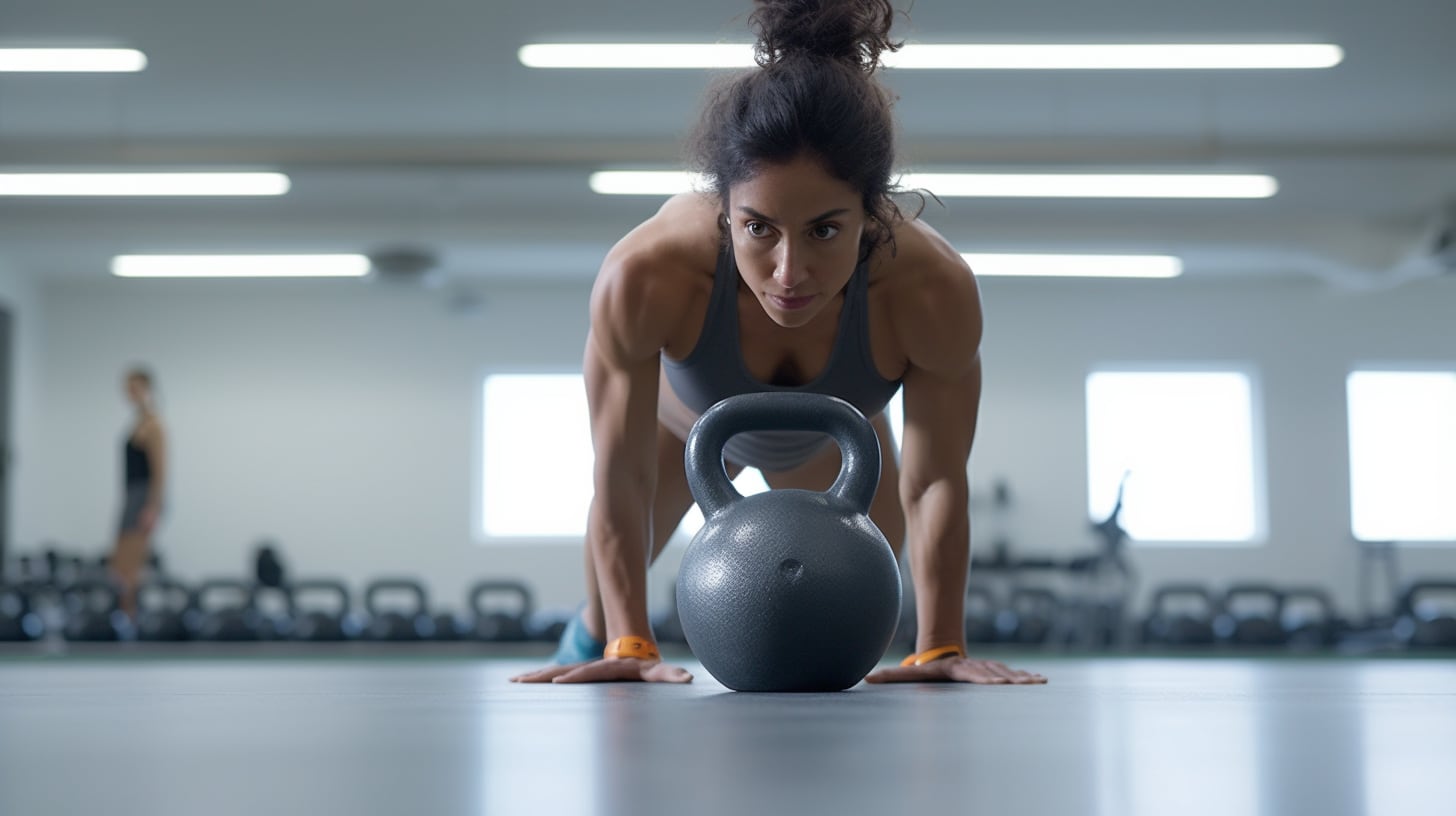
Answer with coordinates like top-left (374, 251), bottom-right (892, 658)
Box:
top-left (604, 636), bottom-right (660, 661)
top-left (900, 644), bottom-right (967, 667)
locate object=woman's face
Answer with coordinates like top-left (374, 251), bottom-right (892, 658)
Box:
top-left (125, 376), bottom-right (149, 407)
top-left (726, 156), bottom-right (867, 329)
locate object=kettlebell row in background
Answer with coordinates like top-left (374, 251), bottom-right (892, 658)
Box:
top-left (0, 573), bottom-right (567, 644)
top-left (934, 580), bottom-right (1456, 652)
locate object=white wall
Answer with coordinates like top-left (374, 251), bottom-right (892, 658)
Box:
top-left (0, 261), bottom-right (44, 555)
top-left (972, 274), bottom-right (1456, 617)
top-left (30, 273), bottom-right (1456, 619)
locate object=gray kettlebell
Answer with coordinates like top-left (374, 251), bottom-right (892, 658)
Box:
top-left (677, 392), bottom-right (902, 692)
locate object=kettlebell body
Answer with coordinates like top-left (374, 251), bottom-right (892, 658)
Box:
top-left (676, 393), bottom-right (901, 692)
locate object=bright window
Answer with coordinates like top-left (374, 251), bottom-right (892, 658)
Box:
top-left (1086, 370), bottom-right (1261, 542)
top-left (1347, 370), bottom-right (1456, 541)
top-left (480, 374), bottom-right (594, 537)
top-left (480, 375), bottom-right (904, 540)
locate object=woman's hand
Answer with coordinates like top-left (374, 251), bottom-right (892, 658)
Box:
top-left (865, 656), bottom-right (1047, 685)
top-left (510, 659), bottom-right (693, 684)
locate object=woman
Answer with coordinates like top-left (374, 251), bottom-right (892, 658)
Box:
top-left (514, 0), bottom-right (1043, 685)
top-left (112, 367), bottom-right (166, 618)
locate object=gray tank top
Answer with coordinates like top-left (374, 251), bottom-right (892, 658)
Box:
top-left (662, 244), bottom-right (902, 472)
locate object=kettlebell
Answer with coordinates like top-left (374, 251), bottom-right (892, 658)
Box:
top-left (677, 392), bottom-right (902, 692)
top-left (135, 578), bottom-right (193, 642)
top-left (62, 580), bottom-right (125, 642)
top-left (363, 578), bottom-right (436, 641)
top-left (468, 580), bottom-right (534, 642)
top-left (191, 579), bottom-right (262, 642)
top-left (0, 583), bottom-right (45, 641)
top-left (291, 579), bottom-right (359, 641)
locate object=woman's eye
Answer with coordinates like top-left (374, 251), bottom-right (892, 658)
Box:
top-left (745, 221), bottom-right (769, 237)
top-left (812, 224), bottom-right (840, 240)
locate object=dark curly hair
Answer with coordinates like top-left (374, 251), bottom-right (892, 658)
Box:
top-left (689, 0), bottom-right (908, 256)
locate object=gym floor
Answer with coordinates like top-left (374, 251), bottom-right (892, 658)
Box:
top-left (2, 648), bottom-right (1453, 816)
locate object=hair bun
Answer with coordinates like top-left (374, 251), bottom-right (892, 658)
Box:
top-left (751, 0), bottom-right (900, 73)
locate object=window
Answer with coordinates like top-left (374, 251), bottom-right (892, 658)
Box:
top-left (480, 374), bottom-right (594, 537)
top-left (1347, 370), bottom-right (1456, 542)
top-left (479, 375), bottom-right (904, 540)
top-left (1085, 370), bottom-right (1262, 542)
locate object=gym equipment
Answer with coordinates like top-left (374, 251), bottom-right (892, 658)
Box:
top-left (0, 583), bottom-right (45, 641)
top-left (135, 578), bottom-right (193, 641)
top-left (254, 542), bottom-right (287, 588)
top-left (677, 392), bottom-right (901, 692)
top-left (1356, 540), bottom-right (1403, 628)
top-left (363, 578), bottom-right (435, 641)
top-left (997, 587), bottom-right (1061, 645)
top-left (432, 608), bottom-right (468, 641)
top-left (61, 581), bottom-right (125, 642)
top-left (468, 580), bottom-right (533, 641)
top-left (528, 609), bottom-right (574, 643)
top-left (1396, 581), bottom-right (1456, 649)
top-left (191, 579), bottom-right (263, 642)
top-left (1281, 587), bottom-right (1342, 649)
top-left (291, 579), bottom-right (359, 641)
top-left (252, 584), bottom-right (296, 640)
top-left (965, 585), bottom-right (999, 644)
top-left (1141, 585), bottom-right (1219, 647)
top-left (1215, 584), bottom-right (1288, 647)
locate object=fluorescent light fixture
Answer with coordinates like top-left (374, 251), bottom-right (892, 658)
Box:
top-left (589, 171), bottom-right (1277, 199)
top-left (589, 170), bottom-right (702, 195)
top-left (964, 254), bottom-right (1183, 278)
top-left (521, 43), bottom-right (1342, 70)
top-left (0, 48), bottom-right (148, 72)
top-left (112, 255), bottom-right (371, 279)
top-left (904, 173), bottom-right (1277, 199)
top-left (521, 43), bottom-right (754, 69)
top-left (0, 173), bottom-right (291, 196)
top-left (893, 44), bottom-right (1342, 70)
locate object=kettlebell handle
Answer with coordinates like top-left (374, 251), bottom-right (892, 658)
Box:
top-left (685, 392), bottom-right (881, 518)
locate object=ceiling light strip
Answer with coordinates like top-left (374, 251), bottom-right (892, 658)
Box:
top-left (0, 48), bottom-right (148, 72)
top-left (112, 255), bottom-right (370, 279)
top-left (0, 173), bottom-right (291, 196)
top-left (964, 253), bottom-right (1183, 278)
top-left (521, 43), bottom-right (1342, 70)
top-left (589, 171), bottom-right (1277, 199)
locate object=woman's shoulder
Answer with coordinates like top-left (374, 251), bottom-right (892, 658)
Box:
top-left (605, 192), bottom-right (722, 276)
top-left (134, 414), bottom-right (165, 443)
top-left (874, 217), bottom-right (983, 375)
top-left (590, 193), bottom-right (722, 351)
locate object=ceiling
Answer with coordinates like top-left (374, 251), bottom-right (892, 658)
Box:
top-left (1, 0), bottom-right (1454, 289)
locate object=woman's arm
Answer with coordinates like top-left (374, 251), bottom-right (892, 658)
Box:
top-left (866, 229), bottom-right (1044, 684)
top-left (582, 258), bottom-right (668, 645)
top-left (141, 419), bottom-right (167, 532)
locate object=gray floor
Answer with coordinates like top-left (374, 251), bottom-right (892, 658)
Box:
top-left (1, 654), bottom-right (1453, 816)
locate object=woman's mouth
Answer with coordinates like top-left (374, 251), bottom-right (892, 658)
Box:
top-left (768, 293), bottom-right (815, 311)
